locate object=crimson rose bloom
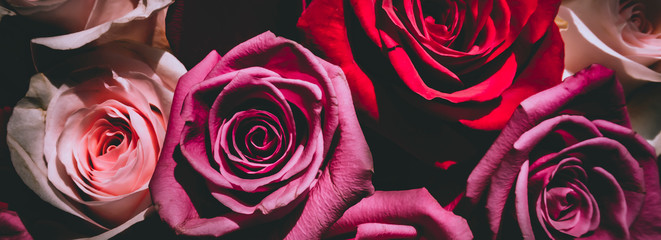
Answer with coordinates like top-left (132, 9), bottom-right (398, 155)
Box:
top-left (150, 32), bottom-right (374, 238)
top-left (298, 0), bottom-right (564, 130)
top-left (464, 65), bottom-right (661, 239)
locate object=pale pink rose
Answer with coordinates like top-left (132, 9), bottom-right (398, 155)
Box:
top-left (5, 0), bottom-right (137, 32)
top-left (560, 0), bottom-right (661, 90)
top-left (150, 32), bottom-right (374, 239)
top-left (6, 41), bottom-right (185, 235)
top-left (324, 189), bottom-right (472, 240)
top-left (11, 0), bottom-right (173, 51)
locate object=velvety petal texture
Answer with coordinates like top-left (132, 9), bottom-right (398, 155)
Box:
top-left (298, 0), bottom-right (564, 130)
top-left (6, 41), bottom-right (185, 234)
top-left (464, 64), bottom-right (661, 239)
top-left (150, 32), bottom-right (374, 238)
top-left (324, 189), bottom-right (473, 240)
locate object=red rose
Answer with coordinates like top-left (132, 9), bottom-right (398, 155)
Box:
top-left (298, 0), bottom-right (564, 130)
top-left (150, 32), bottom-right (374, 239)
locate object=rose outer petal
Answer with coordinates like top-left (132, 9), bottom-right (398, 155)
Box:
top-left (467, 65), bottom-right (624, 207)
top-left (151, 50), bottom-right (222, 234)
top-left (323, 189), bottom-right (472, 240)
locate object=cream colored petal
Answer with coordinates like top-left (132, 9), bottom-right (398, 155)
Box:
top-left (31, 0), bottom-right (172, 50)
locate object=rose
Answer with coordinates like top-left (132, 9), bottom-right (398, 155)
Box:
top-left (559, 0), bottom-right (661, 90)
top-left (559, 0), bottom-right (661, 152)
top-left (6, 41), bottom-right (185, 235)
top-left (296, 0), bottom-right (565, 166)
top-left (0, 202), bottom-right (32, 240)
top-left (8, 0), bottom-right (173, 52)
top-left (463, 64), bottom-right (661, 239)
top-left (323, 189), bottom-right (472, 239)
top-left (298, 0), bottom-right (564, 130)
top-left (558, 0), bottom-right (661, 154)
top-left (2, 0), bottom-right (170, 37)
top-left (3, 0), bottom-right (136, 33)
top-left (150, 31), bottom-right (374, 238)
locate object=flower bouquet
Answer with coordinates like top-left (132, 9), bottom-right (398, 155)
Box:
top-left (1, 0), bottom-right (661, 239)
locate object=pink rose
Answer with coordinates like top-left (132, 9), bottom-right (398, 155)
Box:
top-left (150, 32), bottom-right (374, 238)
top-left (464, 65), bottom-right (661, 239)
top-left (6, 41), bottom-right (185, 234)
top-left (324, 189), bottom-right (472, 240)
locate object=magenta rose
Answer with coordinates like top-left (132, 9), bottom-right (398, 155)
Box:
top-left (324, 188), bottom-right (472, 239)
top-left (464, 64), bottom-right (661, 239)
top-left (150, 32), bottom-right (374, 238)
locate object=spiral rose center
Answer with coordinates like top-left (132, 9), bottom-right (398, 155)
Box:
top-left (620, 0), bottom-right (661, 34)
top-left (537, 159), bottom-right (600, 238)
top-left (419, 0), bottom-right (468, 48)
top-left (236, 116), bottom-right (283, 161)
top-left (95, 119), bottom-right (130, 157)
top-left (86, 114), bottom-right (134, 172)
top-left (422, 0), bottom-right (455, 28)
top-left (100, 132), bottom-right (123, 154)
top-left (546, 187), bottom-right (579, 221)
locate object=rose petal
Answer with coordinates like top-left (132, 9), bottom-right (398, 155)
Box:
top-left (30, 0), bottom-right (171, 50)
top-left (323, 189), bottom-right (472, 240)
